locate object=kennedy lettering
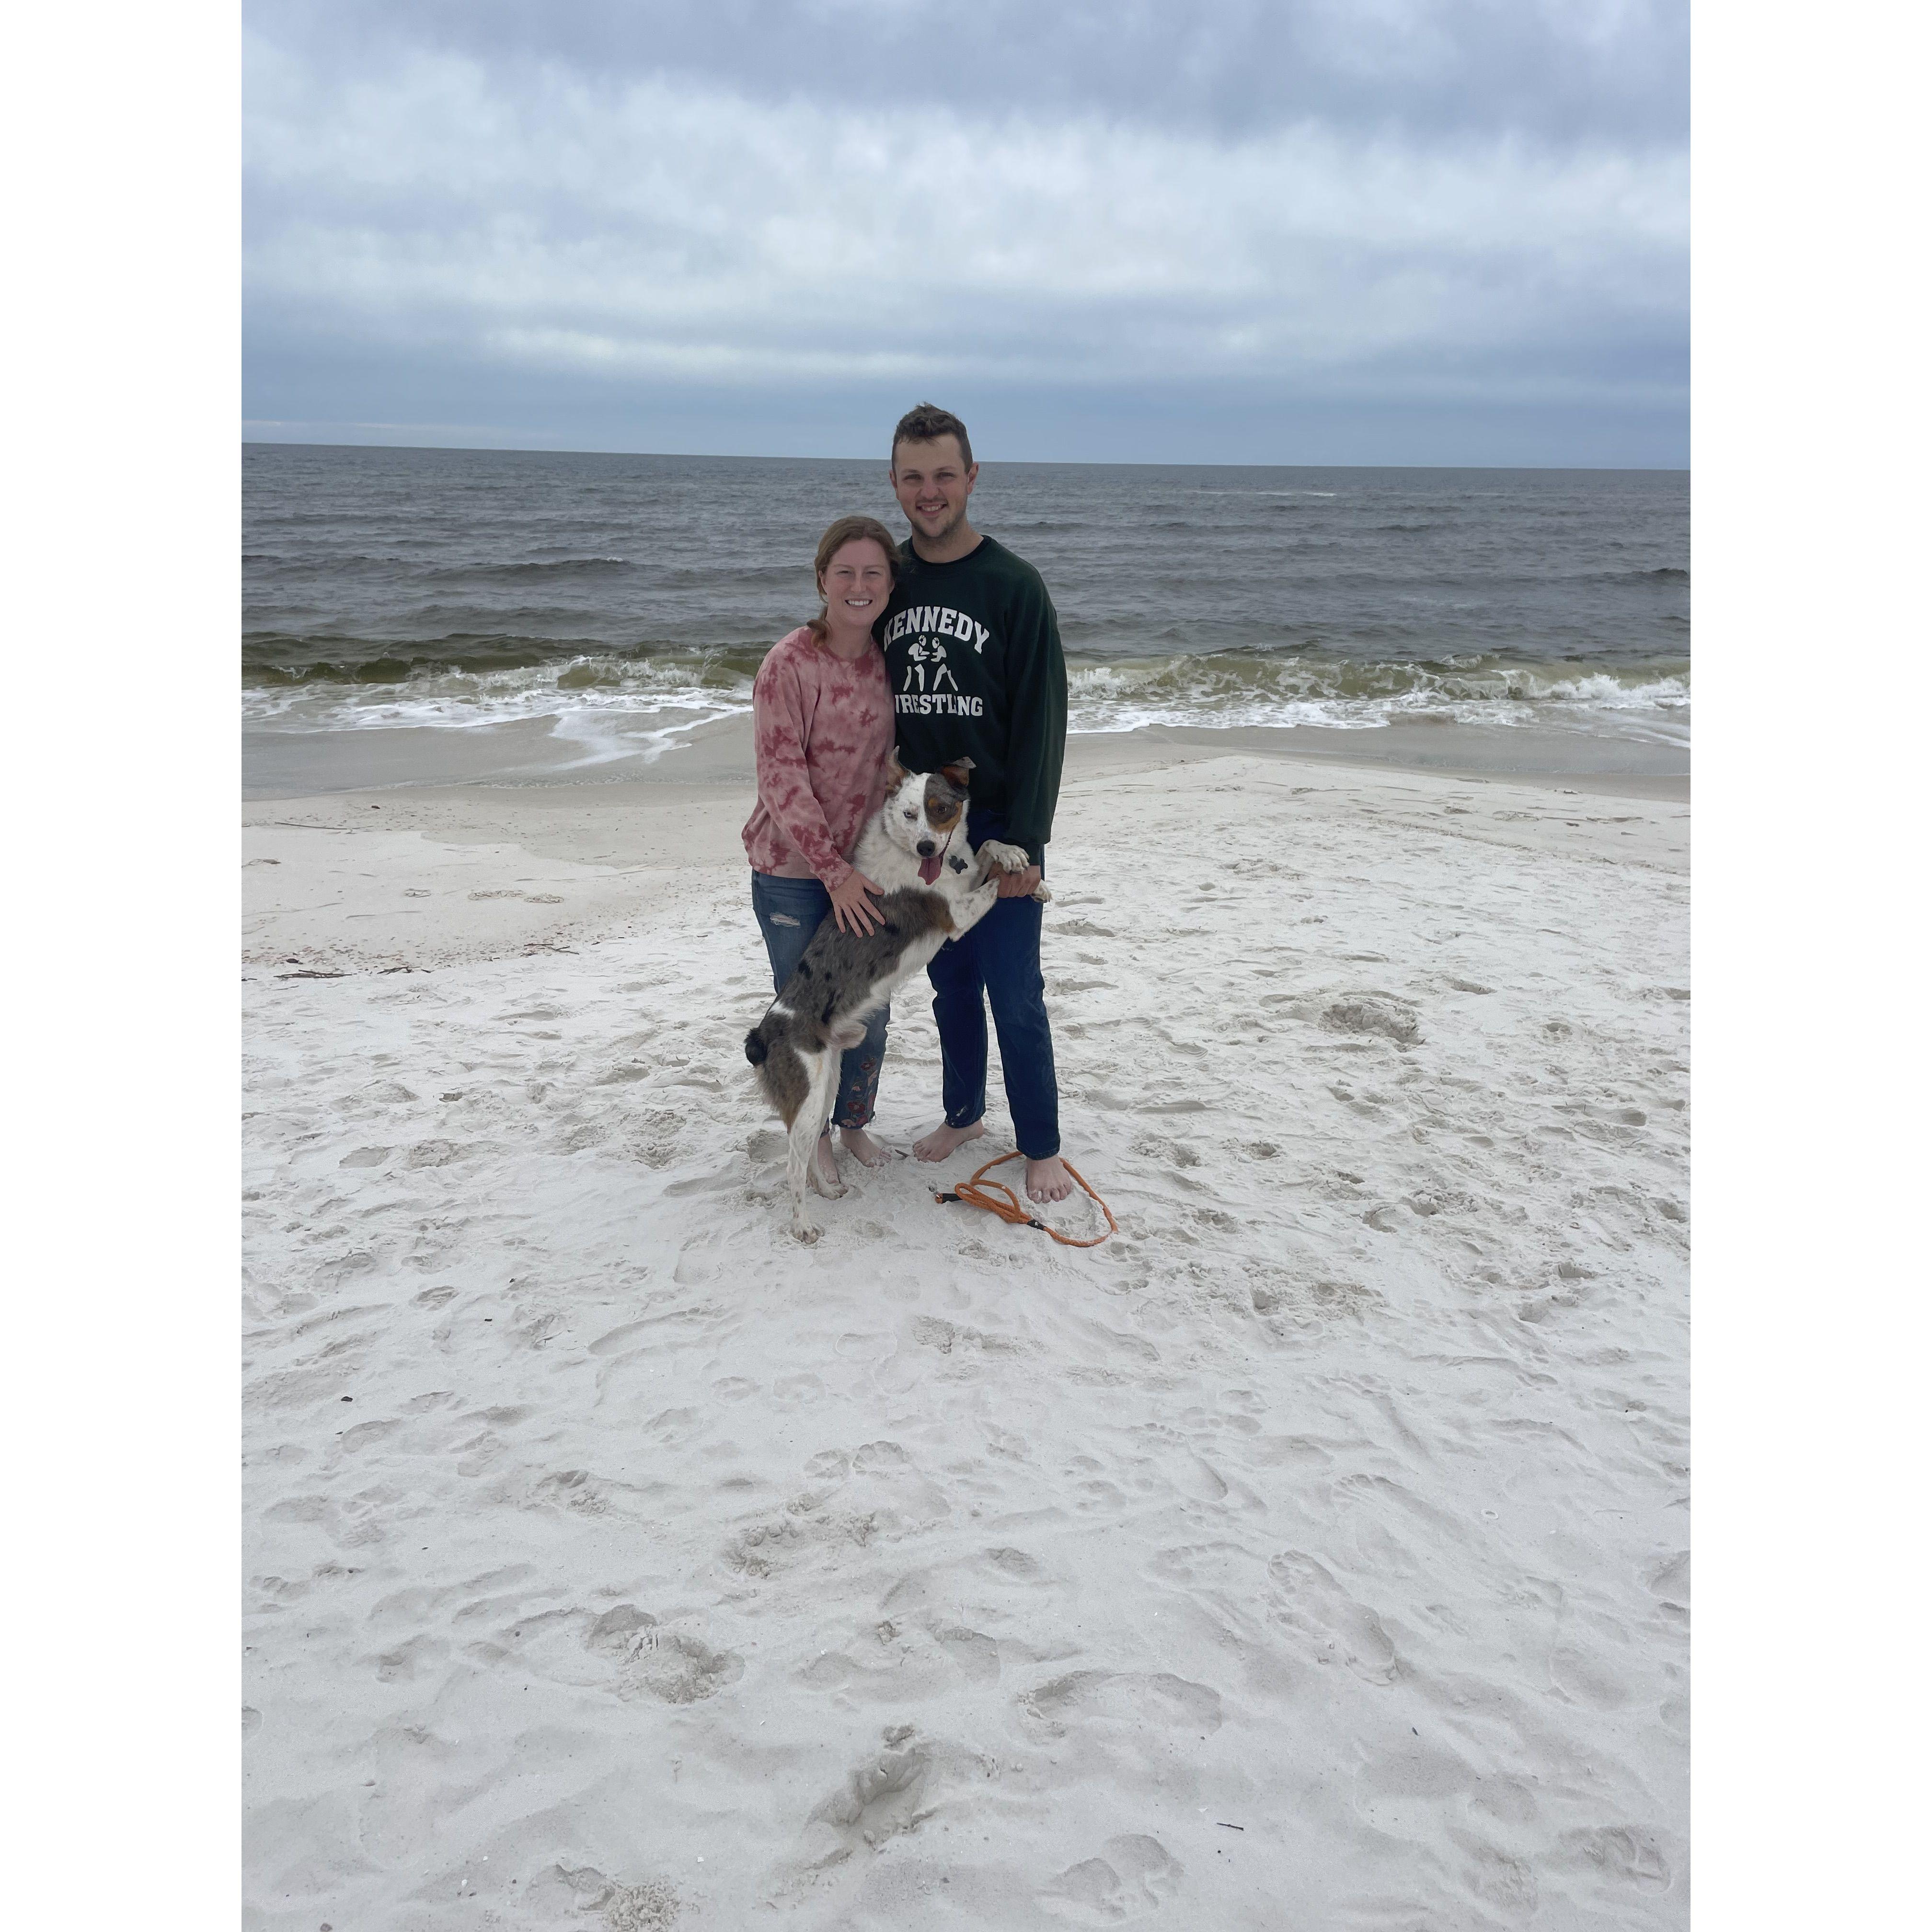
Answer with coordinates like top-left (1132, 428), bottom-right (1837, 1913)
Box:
top-left (885, 607), bottom-right (991, 653)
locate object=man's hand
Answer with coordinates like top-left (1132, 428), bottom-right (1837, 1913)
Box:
top-left (829, 870), bottom-right (884, 935)
top-left (996, 863), bottom-right (1043, 899)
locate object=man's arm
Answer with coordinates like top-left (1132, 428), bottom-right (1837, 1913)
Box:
top-left (1000, 574), bottom-right (1068, 870)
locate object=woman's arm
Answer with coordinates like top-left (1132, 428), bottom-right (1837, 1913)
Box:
top-left (753, 657), bottom-right (851, 886)
top-left (753, 668), bottom-right (885, 931)
top-left (752, 653), bottom-right (880, 932)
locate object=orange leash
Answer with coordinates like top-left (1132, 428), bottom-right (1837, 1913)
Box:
top-left (933, 1150), bottom-right (1118, 1248)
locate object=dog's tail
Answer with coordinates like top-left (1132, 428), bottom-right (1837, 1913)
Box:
top-left (744, 1026), bottom-right (769, 1067)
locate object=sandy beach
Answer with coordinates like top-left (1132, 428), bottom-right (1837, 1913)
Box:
top-left (242, 725), bottom-right (1688, 1928)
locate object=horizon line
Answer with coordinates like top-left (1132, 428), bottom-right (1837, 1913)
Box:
top-left (241, 437), bottom-right (1689, 475)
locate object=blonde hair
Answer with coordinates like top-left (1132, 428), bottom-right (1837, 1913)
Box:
top-left (805, 515), bottom-right (900, 644)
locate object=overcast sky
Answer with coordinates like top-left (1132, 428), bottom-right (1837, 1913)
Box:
top-left (243, 0), bottom-right (1688, 466)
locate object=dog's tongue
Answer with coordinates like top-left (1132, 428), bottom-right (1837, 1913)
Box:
top-left (918, 855), bottom-right (943, 884)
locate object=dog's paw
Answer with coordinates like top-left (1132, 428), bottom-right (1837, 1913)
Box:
top-left (977, 839), bottom-right (1031, 874)
top-left (1032, 883), bottom-right (1053, 904)
top-left (792, 1216), bottom-right (822, 1244)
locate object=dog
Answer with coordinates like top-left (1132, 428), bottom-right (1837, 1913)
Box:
top-left (744, 755), bottom-right (1039, 1241)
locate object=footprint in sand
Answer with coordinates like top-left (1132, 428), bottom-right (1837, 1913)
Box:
top-left (1266, 1551), bottom-right (1399, 1682)
top-left (525, 1865), bottom-right (680, 1927)
top-left (1646, 1551), bottom-right (1690, 1610)
top-left (1322, 995), bottom-right (1423, 1045)
top-left (587, 1317), bottom-right (652, 1357)
top-left (931, 1624), bottom-right (1001, 1683)
top-left (1554, 1825), bottom-right (1674, 1891)
top-left (369, 1633), bottom-right (447, 1683)
top-left (626, 1630), bottom-right (743, 1704)
top-left (983, 1545), bottom-right (1044, 1580)
top-left (1043, 1834), bottom-right (1182, 1923)
top-left (792, 1736), bottom-right (933, 1868)
top-left (524, 1467), bottom-right (614, 1515)
top-left (721, 1510), bottom-right (876, 1579)
top-left (1018, 1669), bottom-right (1222, 1736)
top-left (583, 1603), bottom-right (744, 1704)
top-left (815, 1746), bottom-right (935, 1847)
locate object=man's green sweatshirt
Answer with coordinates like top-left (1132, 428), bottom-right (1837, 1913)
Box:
top-left (877, 535), bottom-right (1069, 867)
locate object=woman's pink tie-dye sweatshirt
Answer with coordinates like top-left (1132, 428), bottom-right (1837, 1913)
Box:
top-left (741, 626), bottom-right (896, 891)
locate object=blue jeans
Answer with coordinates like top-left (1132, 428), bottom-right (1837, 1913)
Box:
top-left (750, 871), bottom-right (888, 1131)
top-left (928, 808), bottom-right (1060, 1159)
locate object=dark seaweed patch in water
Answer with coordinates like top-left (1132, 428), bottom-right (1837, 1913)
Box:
top-left (242, 633), bottom-right (770, 684)
top-left (243, 633), bottom-right (605, 680)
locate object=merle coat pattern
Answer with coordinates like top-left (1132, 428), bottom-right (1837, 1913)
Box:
top-left (744, 756), bottom-right (1028, 1240)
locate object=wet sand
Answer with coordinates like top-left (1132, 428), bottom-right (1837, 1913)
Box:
top-left (245, 707), bottom-right (1689, 804)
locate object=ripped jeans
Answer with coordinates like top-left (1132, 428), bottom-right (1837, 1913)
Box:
top-left (749, 871), bottom-right (888, 1130)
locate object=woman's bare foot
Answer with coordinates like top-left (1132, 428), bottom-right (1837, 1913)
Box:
top-left (1026, 1154), bottom-right (1074, 1203)
top-left (814, 1132), bottom-right (841, 1189)
top-left (912, 1118), bottom-right (986, 1162)
top-left (838, 1125), bottom-right (894, 1168)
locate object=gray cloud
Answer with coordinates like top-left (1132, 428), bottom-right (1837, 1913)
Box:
top-left (244, 2), bottom-right (1687, 463)
top-left (250, 0), bottom-right (1687, 143)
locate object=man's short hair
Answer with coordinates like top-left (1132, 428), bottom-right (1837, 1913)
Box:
top-left (892, 402), bottom-right (973, 471)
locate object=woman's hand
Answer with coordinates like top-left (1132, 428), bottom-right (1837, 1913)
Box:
top-left (829, 870), bottom-right (884, 935)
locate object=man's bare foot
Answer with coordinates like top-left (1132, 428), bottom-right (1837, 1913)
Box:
top-left (1026, 1154), bottom-right (1075, 1204)
top-left (838, 1125), bottom-right (894, 1168)
top-left (912, 1118), bottom-right (986, 1163)
top-left (814, 1132), bottom-right (841, 1189)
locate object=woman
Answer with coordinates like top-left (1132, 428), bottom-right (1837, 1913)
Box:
top-left (742, 514), bottom-right (900, 1186)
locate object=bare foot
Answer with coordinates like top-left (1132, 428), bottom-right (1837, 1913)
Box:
top-left (1026, 1154), bottom-right (1075, 1204)
top-left (912, 1118), bottom-right (986, 1163)
top-left (838, 1125), bottom-right (894, 1168)
top-left (814, 1132), bottom-right (841, 1189)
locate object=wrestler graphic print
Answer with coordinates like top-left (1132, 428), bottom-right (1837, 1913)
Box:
top-left (884, 606), bottom-right (988, 719)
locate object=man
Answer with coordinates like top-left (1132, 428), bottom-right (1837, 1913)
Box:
top-left (878, 402), bottom-right (1074, 1204)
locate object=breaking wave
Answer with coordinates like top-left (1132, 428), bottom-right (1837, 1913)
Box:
top-left (243, 642), bottom-right (1688, 748)
top-left (1063, 652), bottom-right (1688, 741)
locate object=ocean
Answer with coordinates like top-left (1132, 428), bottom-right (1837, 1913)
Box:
top-left (243, 444), bottom-right (1688, 789)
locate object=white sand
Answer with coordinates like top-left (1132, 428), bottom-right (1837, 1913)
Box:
top-left (243, 746), bottom-right (1689, 1929)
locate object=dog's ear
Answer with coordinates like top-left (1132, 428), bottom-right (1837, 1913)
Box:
top-left (885, 746), bottom-right (908, 784)
top-left (939, 756), bottom-right (975, 793)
